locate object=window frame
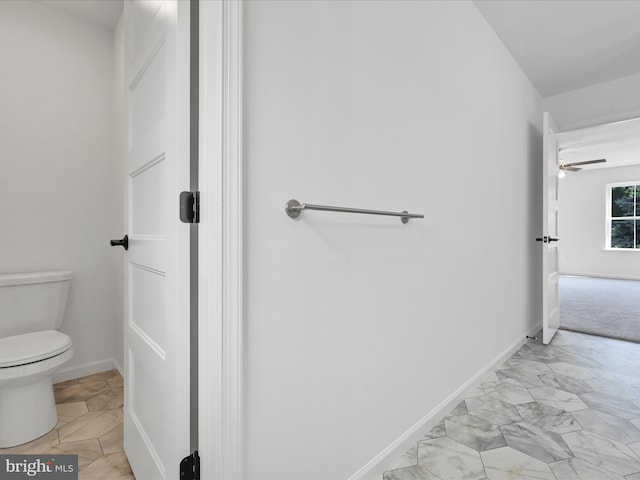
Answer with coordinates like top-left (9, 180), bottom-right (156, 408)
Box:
top-left (605, 181), bottom-right (640, 251)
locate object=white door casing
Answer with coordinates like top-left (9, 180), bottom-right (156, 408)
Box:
top-left (541, 112), bottom-right (560, 345)
top-left (198, 1), bottom-right (244, 478)
top-left (123, 1), bottom-right (191, 478)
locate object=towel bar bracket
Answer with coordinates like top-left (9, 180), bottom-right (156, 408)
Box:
top-left (285, 199), bottom-right (303, 219)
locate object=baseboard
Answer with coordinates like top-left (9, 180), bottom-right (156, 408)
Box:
top-left (560, 271), bottom-right (640, 281)
top-left (349, 323), bottom-right (542, 480)
top-left (53, 357), bottom-right (122, 384)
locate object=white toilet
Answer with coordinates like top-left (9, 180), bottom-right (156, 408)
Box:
top-left (0, 270), bottom-right (74, 448)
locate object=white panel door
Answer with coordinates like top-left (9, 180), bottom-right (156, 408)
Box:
top-left (541, 112), bottom-right (560, 345)
top-left (123, 1), bottom-right (191, 478)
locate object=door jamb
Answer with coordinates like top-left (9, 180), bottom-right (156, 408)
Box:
top-left (198, 1), bottom-right (244, 478)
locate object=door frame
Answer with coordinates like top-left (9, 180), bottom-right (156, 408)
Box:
top-left (198, 1), bottom-right (244, 478)
top-left (541, 112), bottom-right (561, 344)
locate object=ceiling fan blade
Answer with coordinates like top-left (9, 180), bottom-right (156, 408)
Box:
top-left (562, 159), bottom-right (606, 168)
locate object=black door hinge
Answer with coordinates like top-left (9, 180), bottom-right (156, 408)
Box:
top-left (180, 450), bottom-right (200, 480)
top-left (180, 191), bottom-right (200, 223)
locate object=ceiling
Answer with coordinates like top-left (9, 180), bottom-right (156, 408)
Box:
top-left (473, 0), bottom-right (640, 98)
top-left (36, 0), bottom-right (123, 31)
top-left (474, 0), bottom-right (640, 172)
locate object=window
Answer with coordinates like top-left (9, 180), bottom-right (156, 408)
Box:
top-left (607, 182), bottom-right (640, 250)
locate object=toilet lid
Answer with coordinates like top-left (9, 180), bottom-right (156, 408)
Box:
top-left (0, 330), bottom-right (72, 368)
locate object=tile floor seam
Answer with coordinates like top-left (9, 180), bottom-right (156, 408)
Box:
top-left (97, 437), bottom-right (106, 456)
top-left (476, 445), bottom-right (488, 480)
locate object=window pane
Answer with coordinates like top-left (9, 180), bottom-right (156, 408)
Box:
top-left (611, 220), bottom-right (634, 248)
top-left (611, 186), bottom-right (635, 217)
top-left (637, 220), bottom-right (640, 249)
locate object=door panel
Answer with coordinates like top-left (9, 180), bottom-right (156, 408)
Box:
top-left (128, 1), bottom-right (165, 77)
top-left (130, 158), bottom-right (166, 236)
top-left (129, 45), bottom-right (165, 147)
top-left (129, 264), bottom-right (165, 351)
top-left (123, 1), bottom-right (191, 478)
top-left (542, 112), bottom-right (560, 344)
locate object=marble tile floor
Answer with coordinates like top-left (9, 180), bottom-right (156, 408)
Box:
top-left (384, 330), bottom-right (640, 480)
top-left (0, 369), bottom-right (135, 480)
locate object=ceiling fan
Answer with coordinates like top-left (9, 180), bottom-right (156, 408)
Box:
top-left (558, 158), bottom-right (606, 178)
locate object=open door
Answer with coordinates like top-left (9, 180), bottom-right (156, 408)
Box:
top-left (540, 112), bottom-right (561, 344)
top-left (122, 1), bottom-right (192, 478)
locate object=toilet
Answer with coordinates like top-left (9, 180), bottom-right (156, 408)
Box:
top-left (0, 270), bottom-right (74, 448)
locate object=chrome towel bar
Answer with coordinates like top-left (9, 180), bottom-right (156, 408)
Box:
top-left (285, 199), bottom-right (424, 224)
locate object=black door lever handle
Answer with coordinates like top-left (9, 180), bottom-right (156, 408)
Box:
top-left (535, 236), bottom-right (560, 243)
top-left (110, 235), bottom-right (129, 251)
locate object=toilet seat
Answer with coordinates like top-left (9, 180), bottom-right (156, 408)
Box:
top-left (0, 330), bottom-right (72, 368)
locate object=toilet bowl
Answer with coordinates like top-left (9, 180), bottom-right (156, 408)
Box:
top-left (0, 271), bottom-right (74, 448)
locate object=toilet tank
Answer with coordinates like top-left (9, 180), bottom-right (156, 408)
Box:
top-left (0, 271), bottom-right (72, 338)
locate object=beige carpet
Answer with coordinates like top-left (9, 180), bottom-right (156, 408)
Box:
top-left (560, 275), bottom-right (640, 343)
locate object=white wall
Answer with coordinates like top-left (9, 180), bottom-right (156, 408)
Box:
top-left (559, 165), bottom-right (640, 280)
top-left (243, 1), bottom-right (543, 478)
top-left (0, 1), bottom-right (120, 379)
top-left (543, 72), bottom-right (640, 131)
